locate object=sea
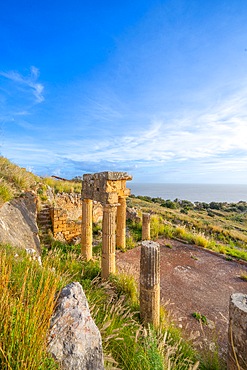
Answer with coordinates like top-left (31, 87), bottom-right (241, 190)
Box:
top-left (130, 183), bottom-right (247, 203)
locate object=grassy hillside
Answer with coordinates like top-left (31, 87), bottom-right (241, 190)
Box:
top-left (0, 156), bottom-right (38, 205)
top-left (2, 242), bottom-right (216, 370)
top-left (126, 195), bottom-right (247, 262)
top-left (2, 156), bottom-right (245, 369)
top-left (0, 156), bottom-right (82, 206)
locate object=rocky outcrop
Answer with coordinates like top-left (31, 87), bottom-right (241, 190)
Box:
top-left (126, 207), bottom-right (141, 222)
top-left (0, 192), bottom-right (41, 255)
top-left (48, 282), bottom-right (104, 370)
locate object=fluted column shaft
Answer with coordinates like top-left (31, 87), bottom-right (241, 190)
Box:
top-left (142, 213), bottom-right (151, 240)
top-left (81, 199), bottom-right (93, 261)
top-left (102, 204), bottom-right (117, 279)
top-left (116, 196), bottom-right (126, 250)
top-left (140, 241), bottom-right (160, 327)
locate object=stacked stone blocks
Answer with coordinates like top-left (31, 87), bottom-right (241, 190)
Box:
top-left (51, 208), bottom-right (81, 242)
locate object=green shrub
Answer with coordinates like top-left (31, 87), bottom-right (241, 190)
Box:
top-left (127, 219), bottom-right (142, 242)
top-left (151, 215), bottom-right (165, 239)
top-left (126, 235), bottom-right (137, 249)
top-left (110, 272), bottom-right (139, 305)
top-left (161, 199), bottom-right (178, 209)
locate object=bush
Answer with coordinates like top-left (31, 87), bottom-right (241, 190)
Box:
top-left (161, 199), bottom-right (178, 209)
top-left (151, 215), bottom-right (165, 239)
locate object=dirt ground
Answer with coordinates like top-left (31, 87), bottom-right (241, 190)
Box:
top-left (116, 239), bottom-right (247, 361)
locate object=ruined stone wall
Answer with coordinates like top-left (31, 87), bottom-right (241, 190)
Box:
top-left (51, 193), bottom-right (103, 242)
top-left (54, 193), bottom-right (82, 220)
top-left (51, 208), bottom-right (81, 242)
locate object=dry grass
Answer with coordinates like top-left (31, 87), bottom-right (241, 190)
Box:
top-left (0, 246), bottom-right (62, 369)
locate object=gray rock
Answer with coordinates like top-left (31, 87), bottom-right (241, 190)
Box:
top-left (0, 192), bottom-right (41, 254)
top-left (48, 282), bottom-right (104, 370)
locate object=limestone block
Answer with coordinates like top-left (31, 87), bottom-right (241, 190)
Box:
top-left (48, 282), bottom-right (104, 370)
top-left (82, 171), bottom-right (132, 204)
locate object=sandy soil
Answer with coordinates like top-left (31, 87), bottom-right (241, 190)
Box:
top-left (116, 239), bottom-right (247, 360)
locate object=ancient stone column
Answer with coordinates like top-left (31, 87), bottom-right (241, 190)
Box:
top-left (116, 196), bottom-right (126, 250)
top-left (81, 199), bottom-right (93, 261)
top-left (140, 240), bottom-right (160, 327)
top-left (142, 213), bottom-right (151, 240)
top-left (228, 293), bottom-right (247, 370)
top-left (102, 204), bottom-right (117, 279)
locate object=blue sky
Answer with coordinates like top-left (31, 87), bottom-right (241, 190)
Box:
top-left (1, 0), bottom-right (247, 183)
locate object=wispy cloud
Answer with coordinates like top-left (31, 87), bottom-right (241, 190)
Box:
top-left (0, 66), bottom-right (44, 103)
top-left (47, 86), bottom-right (247, 181)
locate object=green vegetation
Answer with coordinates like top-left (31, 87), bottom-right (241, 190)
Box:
top-left (0, 242), bottom-right (203, 369)
top-left (0, 156), bottom-right (38, 205)
top-left (0, 245), bottom-right (61, 369)
top-left (0, 156), bottom-right (82, 206)
top-left (42, 177), bottom-right (82, 194)
top-left (240, 272), bottom-right (247, 282)
top-left (127, 195), bottom-right (247, 262)
top-left (1, 157), bottom-right (244, 369)
top-left (192, 312), bottom-right (208, 325)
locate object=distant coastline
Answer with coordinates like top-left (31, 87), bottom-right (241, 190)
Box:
top-left (130, 183), bottom-right (247, 203)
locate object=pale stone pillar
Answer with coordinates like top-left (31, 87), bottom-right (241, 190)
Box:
top-left (140, 240), bottom-right (160, 327)
top-left (142, 213), bottom-right (151, 240)
top-left (116, 196), bottom-right (126, 250)
top-left (102, 204), bottom-right (117, 279)
top-left (81, 199), bottom-right (93, 261)
top-left (228, 293), bottom-right (247, 370)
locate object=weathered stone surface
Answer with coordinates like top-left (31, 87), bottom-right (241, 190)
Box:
top-left (54, 192), bottom-right (82, 220)
top-left (0, 192), bottom-right (41, 254)
top-left (116, 196), bottom-right (127, 250)
top-left (82, 171), bottom-right (132, 204)
top-left (228, 293), bottom-right (247, 370)
top-left (102, 205), bottom-right (117, 279)
top-left (140, 241), bottom-right (160, 327)
top-left (93, 201), bottom-right (103, 223)
top-left (81, 199), bottom-right (93, 260)
top-left (48, 282), bottom-right (104, 370)
top-left (142, 213), bottom-right (151, 241)
top-left (126, 207), bottom-right (141, 222)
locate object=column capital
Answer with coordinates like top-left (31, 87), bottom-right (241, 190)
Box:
top-left (102, 203), bottom-right (119, 210)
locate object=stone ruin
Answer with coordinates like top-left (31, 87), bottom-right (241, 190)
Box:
top-left (81, 171), bottom-right (132, 279)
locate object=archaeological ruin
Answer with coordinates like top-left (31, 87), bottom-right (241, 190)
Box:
top-left (81, 171), bottom-right (132, 279)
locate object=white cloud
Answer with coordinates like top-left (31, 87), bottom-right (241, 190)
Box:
top-left (0, 66), bottom-right (44, 103)
top-left (57, 87), bottom-right (247, 176)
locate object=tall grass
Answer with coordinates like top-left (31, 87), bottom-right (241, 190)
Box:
top-left (1, 236), bottom-right (219, 370)
top-left (0, 179), bottom-right (13, 205)
top-left (0, 245), bottom-right (63, 369)
top-left (42, 177), bottom-right (82, 194)
top-left (0, 156), bottom-right (38, 196)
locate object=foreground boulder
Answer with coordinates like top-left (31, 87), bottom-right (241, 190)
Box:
top-left (0, 192), bottom-right (41, 254)
top-left (48, 282), bottom-right (104, 370)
